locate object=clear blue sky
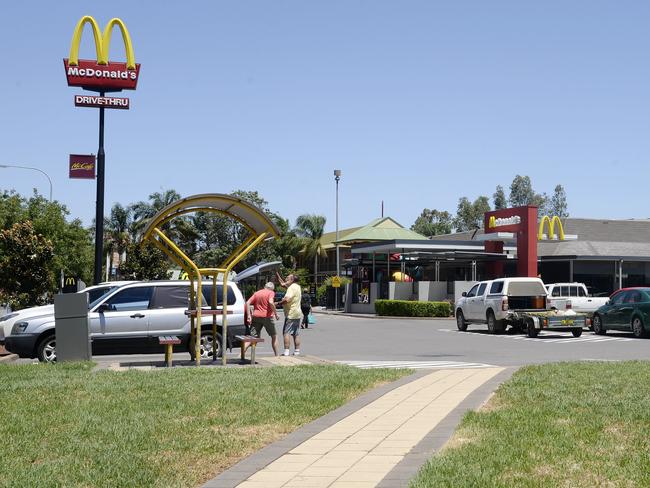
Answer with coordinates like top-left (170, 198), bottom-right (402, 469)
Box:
top-left (2, 1), bottom-right (650, 232)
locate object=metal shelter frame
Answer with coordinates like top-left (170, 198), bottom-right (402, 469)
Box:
top-left (141, 193), bottom-right (280, 366)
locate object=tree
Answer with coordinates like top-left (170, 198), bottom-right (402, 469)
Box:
top-left (454, 196), bottom-right (491, 232)
top-left (411, 209), bottom-right (453, 237)
top-left (0, 190), bottom-right (93, 285)
top-left (493, 185), bottom-right (507, 210)
top-left (105, 203), bottom-right (133, 275)
top-left (549, 184), bottom-right (569, 218)
top-left (271, 216), bottom-right (304, 268)
top-left (508, 175), bottom-right (547, 214)
top-left (294, 214), bottom-right (327, 284)
top-left (119, 241), bottom-right (171, 280)
top-left (0, 221), bottom-right (54, 308)
top-left (508, 175), bottom-right (535, 207)
top-left (130, 189), bottom-right (183, 238)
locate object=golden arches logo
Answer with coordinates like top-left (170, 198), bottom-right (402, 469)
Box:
top-left (68, 15), bottom-right (136, 69)
top-left (65, 277), bottom-right (76, 285)
top-left (538, 215), bottom-right (565, 240)
top-left (488, 216), bottom-right (496, 228)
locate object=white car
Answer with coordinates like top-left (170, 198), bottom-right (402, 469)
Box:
top-left (456, 277), bottom-right (550, 333)
top-left (545, 282), bottom-right (609, 315)
top-left (5, 281), bottom-right (246, 363)
top-left (0, 282), bottom-right (135, 344)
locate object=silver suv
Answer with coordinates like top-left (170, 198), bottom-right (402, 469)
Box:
top-left (5, 281), bottom-right (245, 363)
top-left (0, 281), bottom-right (135, 344)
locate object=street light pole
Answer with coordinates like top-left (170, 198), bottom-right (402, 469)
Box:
top-left (0, 164), bottom-right (53, 202)
top-left (334, 169), bottom-right (341, 310)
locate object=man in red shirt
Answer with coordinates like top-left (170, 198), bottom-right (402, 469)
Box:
top-left (246, 282), bottom-right (280, 356)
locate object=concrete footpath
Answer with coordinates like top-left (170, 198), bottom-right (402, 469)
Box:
top-left (204, 366), bottom-right (514, 488)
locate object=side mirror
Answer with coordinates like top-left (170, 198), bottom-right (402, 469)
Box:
top-left (97, 303), bottom-right (111, 313)
top-left (462, 292), bottom-right (467, 297)
top-left (605, 300), bottom-right (610, 306)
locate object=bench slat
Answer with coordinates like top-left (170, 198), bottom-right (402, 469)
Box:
top-left (158, 335), bottom-right (181, 345)
top-left (235, 335), bottom-right (264, 343)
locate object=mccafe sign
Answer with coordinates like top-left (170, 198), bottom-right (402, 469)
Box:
top-left (69, 154), bottom-right (96, 179)
top-left (64, 16), bottom-right (140, 91)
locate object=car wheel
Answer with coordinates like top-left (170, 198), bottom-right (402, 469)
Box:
top-left (526, 319), bottom-right (539, 338)
top-left (487, 311), bottom-right (503, 334)
top-left (190, 331), bottom-right (223, 360)
top-left (571, 328), bottom-right (583, 337)
top-left (456, 310), bottom-right (468, 331)
top-left (631, 316), bottom-right (647, 338)
top-left (37, 334), bottom-right (56, 363)
top-left (592, 314), bottom-right (606, 335)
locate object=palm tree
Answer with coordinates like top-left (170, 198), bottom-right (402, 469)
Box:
top-left (272, 216), bottom-right (304, 269)
top-left (129, 189), bottom-right (183, 238)
top-left (295, 214), bottom-right (327, 284)
top-left (104, 203), bottom-right (133, 276)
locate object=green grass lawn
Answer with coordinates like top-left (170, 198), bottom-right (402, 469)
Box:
top-left (0, 363), bottom-right (408, 488)
top-left (411, 361), bottom-right (650, 488)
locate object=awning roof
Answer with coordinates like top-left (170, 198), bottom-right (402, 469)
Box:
top-left (141, 193), bottom-right (281, 241)
top-left (351, 239), bottom-right (517, 255)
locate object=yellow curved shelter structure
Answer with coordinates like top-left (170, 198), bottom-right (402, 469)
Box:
top-left (141, 193), bottom-right (280, 366)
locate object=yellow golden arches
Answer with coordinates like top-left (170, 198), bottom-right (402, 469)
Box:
top-left (538, 215), bottom-right (565, 241)
top-left (68, 16), bottom-right (136, 69)
top-left (488, 216), bottom-right (496, 228)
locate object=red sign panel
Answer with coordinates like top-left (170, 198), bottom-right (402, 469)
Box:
top-left (484, 206), bottom-right (539, 278)
top-left (64, 59), bottom-right (140, 91)
top-left (69, 154), bottom-right (96, 179)
top-left (74, 94), bottom-right (129, 109)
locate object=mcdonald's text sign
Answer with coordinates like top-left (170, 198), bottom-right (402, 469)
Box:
top-left (64, 16), bottom-right (140, 91)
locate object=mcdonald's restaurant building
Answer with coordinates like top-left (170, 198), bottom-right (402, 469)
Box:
top-left (345, 209), bottom-right (650, 311)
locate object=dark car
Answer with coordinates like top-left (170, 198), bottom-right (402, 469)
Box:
top-left (592, 287), bottom-right (650, 338)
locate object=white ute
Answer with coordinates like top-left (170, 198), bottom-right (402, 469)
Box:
top-left (456, 277), bottom-right (587, 337)
top-left (545, 282), bottom-right (609, 316)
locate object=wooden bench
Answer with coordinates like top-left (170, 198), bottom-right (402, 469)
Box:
top-left (235, 335), bottom-right (264, 366)
top-left (184, 309), bottom-right (234, 317)
top-left (158, 336), bottom-right (181, 367)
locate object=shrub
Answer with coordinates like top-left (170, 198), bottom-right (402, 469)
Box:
top-left (374, 299), bottom-right (451, 317)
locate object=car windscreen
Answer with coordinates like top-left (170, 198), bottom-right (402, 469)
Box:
top-left (87, 286), bottom-right (118, 305)
top-left (89, 287), bottom-right (121, 309)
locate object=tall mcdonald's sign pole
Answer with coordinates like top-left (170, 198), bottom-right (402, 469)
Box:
top-left (96, 90), bottom-right (106, 285)
top-left (64, 16), bottom-right (140, 284)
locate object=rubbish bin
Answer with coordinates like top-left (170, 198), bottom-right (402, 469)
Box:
top-left (54, 293), bottom-right (91, 361)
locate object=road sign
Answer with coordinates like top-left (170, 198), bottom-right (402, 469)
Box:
top-left (332, 276), bottom-right (341, 288)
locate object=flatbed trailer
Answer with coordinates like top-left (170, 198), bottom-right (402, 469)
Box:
top-left (508, 309), bottom-right (588, 338)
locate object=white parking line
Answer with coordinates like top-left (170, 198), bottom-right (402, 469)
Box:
top-left (439, 329), bottom-right (637, 344)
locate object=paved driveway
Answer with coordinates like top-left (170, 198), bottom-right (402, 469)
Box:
top-left (9, 314), bottom-right (650, 367)
top-left (302, 315), bottom-right (650, 368)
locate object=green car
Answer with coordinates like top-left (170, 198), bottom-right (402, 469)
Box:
top-left (592, 287), bottom-right (650, 338)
